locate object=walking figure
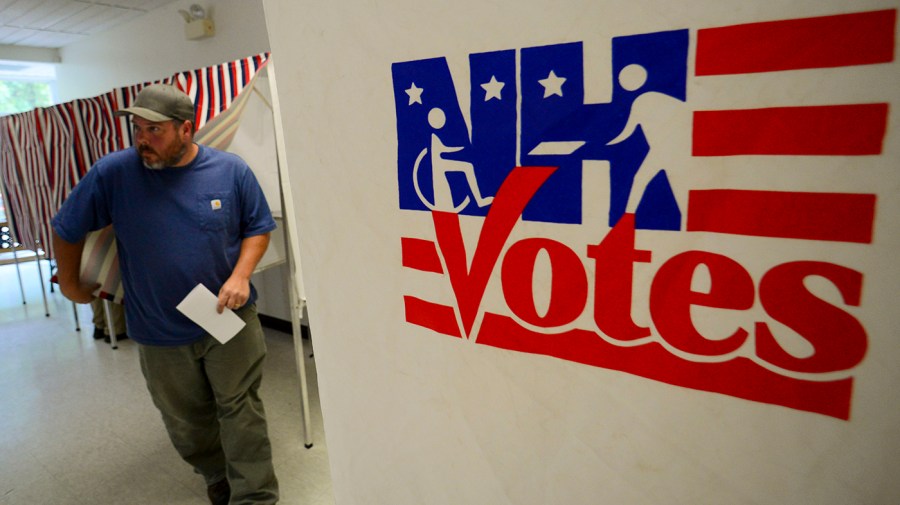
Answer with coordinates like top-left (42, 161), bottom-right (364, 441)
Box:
top-left (608, 64), bottom-right (686, 225)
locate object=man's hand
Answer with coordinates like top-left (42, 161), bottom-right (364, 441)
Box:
top-left (217, 275), bottom-right (250, 314)
top-left (60, 280), bottom-right (101, 304)
top-left (216, 233), bottom-right (270, 314)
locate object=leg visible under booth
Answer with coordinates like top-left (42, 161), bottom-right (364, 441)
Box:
top-left (93, 298), bottom-right (127, 349)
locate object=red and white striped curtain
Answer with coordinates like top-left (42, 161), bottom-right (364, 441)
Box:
top-left (0, 109), bottom-right (56, 252)
top-left (0, 52), bottom-right (269, 261)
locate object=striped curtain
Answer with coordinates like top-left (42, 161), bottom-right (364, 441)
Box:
top-left (0, 52), bottom-right (270, 268)
top-left (79, 225), bottom-right (124, 302)
top-left (36, 103), bottom-right (83, 225)
top-left (75, 91), bottom-right (128, 172)
top-left (175, 53), bottom-right (268, 134)
top-left (0, 110), bottom-right (47, 252)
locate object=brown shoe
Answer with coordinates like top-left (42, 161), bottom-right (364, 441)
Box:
top-left (207, 479), bottom-right (230, 505)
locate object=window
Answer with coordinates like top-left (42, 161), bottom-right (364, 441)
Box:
top-left (0, 60), bottom-right (57, 116)
top-left (0, 60), bottom-right (56, 236)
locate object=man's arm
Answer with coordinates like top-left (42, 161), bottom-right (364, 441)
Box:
top-left (216, 232), bottom-right (271, 313)
top-left (52, 229), bottom-right (99, 303)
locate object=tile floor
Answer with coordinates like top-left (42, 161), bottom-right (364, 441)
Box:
top-left (0, 258), bottom-right (334, 505)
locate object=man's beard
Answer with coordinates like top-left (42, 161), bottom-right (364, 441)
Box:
top-left (139, 138), bottom-right (188, 170)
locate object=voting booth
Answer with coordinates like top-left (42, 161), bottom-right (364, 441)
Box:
top-left (263, 0), bottom-right (900, 503)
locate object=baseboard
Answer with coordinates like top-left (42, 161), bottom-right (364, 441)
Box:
top-left (259, 313), bottom-right (291, 333)
top-left (259, 313), bottom-right (310, 339)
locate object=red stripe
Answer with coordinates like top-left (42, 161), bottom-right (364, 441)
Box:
top-left (218, 64), bottom-right (227, 111)
top-left (696, 9), bottom-right (896, 75)
top-left (693, 104), bottom-right (888, 156)
top-left (62, 103), bottom-right (86, 182)
top-left (114, 89), bottom-right (130, 148)
top-left (206, 67), bottom-right (215, 124)
top-left (687, 190), bottom-right (876, 243)
top-left (401, 237), bottom-right (443, 273)
top-left (183, 72), bottom-right (198, 127)
top-left (404, 297), bottom-right (461, 338)
top-left (477, 313), bottom-right (853, 420)
top-left (103, 92), bottom-right (124, 152)
top-left (230, 61), bottom-right (238, 101)
top-left (196, 71), bottom-right (207, 126)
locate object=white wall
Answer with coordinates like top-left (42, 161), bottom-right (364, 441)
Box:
top-left (263, 0), bottom-right (900, 503)
top-left (54, 0), bottom-right (292, 321)
top-left (56, 0), bottom-right (270, 102)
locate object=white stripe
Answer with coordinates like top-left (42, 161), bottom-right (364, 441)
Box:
top-left (528, 141), bottom-right (587, 156)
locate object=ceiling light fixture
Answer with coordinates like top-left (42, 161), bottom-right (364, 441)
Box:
top-left (178, 4), bottom-right (215, 41)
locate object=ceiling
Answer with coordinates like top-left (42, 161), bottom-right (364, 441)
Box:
top-left (0, 0), bottom-right (180, 49)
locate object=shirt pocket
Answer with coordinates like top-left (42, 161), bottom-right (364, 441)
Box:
top-left (196, 192), bottom-right (232, 231)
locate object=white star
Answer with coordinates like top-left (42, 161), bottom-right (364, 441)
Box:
top-left (480, 75), bottom-right (505, 101)
top-left (538, 70), bottom-right (566, 98)
top-left (405, 83), bottom-right (423, 105)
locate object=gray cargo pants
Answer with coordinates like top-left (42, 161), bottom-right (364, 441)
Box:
top-left (138, 304), bottom-right (279, 504)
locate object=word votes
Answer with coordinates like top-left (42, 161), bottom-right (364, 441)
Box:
top-left (435, 167), bottom-right (866, 377)
top-left (408, 165), bottom-right (867, 421)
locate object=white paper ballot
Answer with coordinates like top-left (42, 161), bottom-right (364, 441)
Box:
top-left (176, 283), bottom-right (246, 344)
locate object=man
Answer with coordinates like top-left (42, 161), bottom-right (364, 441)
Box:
top-left (52, 84), bottom-right (279, 505)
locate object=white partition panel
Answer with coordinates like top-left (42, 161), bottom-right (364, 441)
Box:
top-left (263, 1), bottom-right (900, 503)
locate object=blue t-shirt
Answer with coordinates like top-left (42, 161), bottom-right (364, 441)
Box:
top-left (52, 145), bottom-right (276, 346)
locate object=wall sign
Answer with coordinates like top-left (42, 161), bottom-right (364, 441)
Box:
top-left (393, 9), bottom-right (895, 420)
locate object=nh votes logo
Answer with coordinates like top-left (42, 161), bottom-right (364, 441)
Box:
top-left (391, 9), bottom-right (894, 420)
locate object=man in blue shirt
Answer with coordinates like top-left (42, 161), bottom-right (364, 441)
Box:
top-left (52, 84), bottom-right (279, 505)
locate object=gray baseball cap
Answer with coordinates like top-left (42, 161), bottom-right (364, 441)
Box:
top-left (114, 83), bottom-right (195, 123)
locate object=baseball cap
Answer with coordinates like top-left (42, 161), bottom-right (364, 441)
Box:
top-left (114, 84), bottom-right (195, 123)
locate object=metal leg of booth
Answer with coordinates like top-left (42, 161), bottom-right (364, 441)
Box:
top-left (103, 299), bottom-right (118, 350)
top-left (33, 248), bottom-right (49, 317)
top-left (72, 302), bottom-right (81, 332)
top-left (10, 248), bottom-right (27, 305)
